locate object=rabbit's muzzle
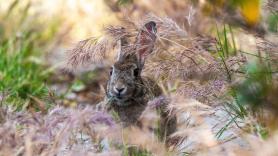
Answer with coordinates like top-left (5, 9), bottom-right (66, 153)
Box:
top-left (113, 83), bottom-right (127, 99)
top-left (107, 77), bottom-right (136, 103)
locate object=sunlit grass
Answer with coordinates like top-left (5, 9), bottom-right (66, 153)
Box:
top-left (0, 0), bottom-right (60, 111)
top-left (0, 38), bottom-right (50, 111)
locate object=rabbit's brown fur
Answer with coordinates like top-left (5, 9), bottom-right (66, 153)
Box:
top-left (105, 21), bottom-right (176, 141)
top-left (106, 53), bottom-right (162, 126)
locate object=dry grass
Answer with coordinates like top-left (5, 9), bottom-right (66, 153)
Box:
top-left (66, 14), bottom-right (229, 105)
top-left (3, 93), bottom-right (277, 156)
top-left (266, 0), bottom-right (278, 13)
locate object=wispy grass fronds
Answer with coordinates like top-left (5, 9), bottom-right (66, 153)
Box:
top-left (105, 26), bottom-right (131, 41)
top-left (122, 127), bottom-right (170, 156)
top-left (66, 14), bottom-right (190, 70)
top-left (165, 95), bottom-right (219, 154)
top-left (256, 39), bottom-right (278, 68)
top-left (0, 105), bottom-right (117, 155)
top-left (66, 37), bottom-right (112, 70)
top-left (266, 0), bottom-right (278, 14)
top-left (0, 104), bottom-right (178, 155)
top-left (144, 14), bottom-right (187, 39)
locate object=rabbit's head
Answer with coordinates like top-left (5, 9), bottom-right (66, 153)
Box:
top-left (106, 21), bottom-right (157, 105)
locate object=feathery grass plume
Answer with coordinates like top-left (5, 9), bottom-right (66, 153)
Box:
top-left (145, 36), bottom-right (219, 80)
top-left (138, 96), bottom-right (171, 142)
top-left (166, 94), bottom-right (254, 155)
top-left (66, 18), bottom-right (147, 70)
top-left (135, 15), bottom-right (230, 105)
top-left (143, 14), bottom-right (187, 39)
top-left (164, 95), bottom-right (219, 153)
top-left (0, 105), bottom-right (120, 155)
top-left (66, 37), bottom-right (113, 70)
top-left (266, 0), bottom-right (278, 14)
top-left (104, 25), bottom-right (131, 41)
top-left (0, 88), bottom-right (265, 156)
top-left (66, 14), bottom-right (191, 71)
top-left (0, 103), bottom-right (178, 155)
top-left (122, 126), bottom-right (171, 156)
top-left (256, 38), bottom-right (278, 68)
top-left (139, 98), bottom-right (161, 131)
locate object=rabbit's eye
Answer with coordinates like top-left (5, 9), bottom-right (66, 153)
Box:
top-left (134, 68), bottom-right (139, 77)
top-left (110, 68), bottom-right (113, 75)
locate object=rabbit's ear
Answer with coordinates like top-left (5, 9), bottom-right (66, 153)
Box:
top-left (135, 21), bottom-right (157, 69)
top-left (116, 37), bottom-right (128, 61)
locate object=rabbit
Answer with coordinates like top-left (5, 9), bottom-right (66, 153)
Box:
top-left (105, 21), bottom-right (176, 142)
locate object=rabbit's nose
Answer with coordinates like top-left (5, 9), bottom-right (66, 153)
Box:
top-left (114, 86), bottom-right (126, 94)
